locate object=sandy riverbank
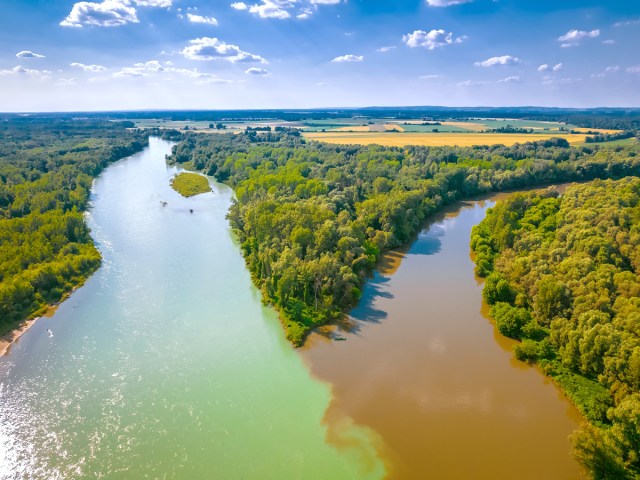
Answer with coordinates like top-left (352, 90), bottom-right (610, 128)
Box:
top-left (0, 317), bottom-right (40, 356)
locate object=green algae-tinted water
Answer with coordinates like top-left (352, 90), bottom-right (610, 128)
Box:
top-left (0, 138), bottom-right (384, 479)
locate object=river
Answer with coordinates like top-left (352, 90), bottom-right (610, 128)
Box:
top-left (302, 194), bottom-right (585, 479)
top-left (0, 138), bottom-right (584, 479)
top-left (0, 138), bottom-right (383, 479)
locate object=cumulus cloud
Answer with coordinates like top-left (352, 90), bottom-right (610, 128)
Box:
top-left (474, 55), bottom-right (521, 67)
top-left (233, 0), bottom-right (342, 20)
top-left (331, 54), bottom-right (363, 63)
top-left (16, 50), bottom-right (45, 58)
top-left (187, 13), bottom-right (219, 25)
top-left (499, 76), bottom-right (521, 83)
top-left (245, 67), bottom-right (270, 75)
top-left (0, 65), bottom-right (51, 77)
top-left (248, 0), bottom-right (295, 19)
top-left (111, 59), bottom-right (230, 83)
top-left (602, 39), bottom-right (615, 45)
top-left (538, 63), bottom-right (562, 72)
top-left (71, 62), bottom-right (108, 72)
top-left (60, 0), bottom-right (138, 27)
top-left (182, 37), bottom-right (267, 63)
top-left (403, 29), bottom-right (465, 50)
top-left (426, 0), bottom-right (473, 6)
top-left (557, 29), bottom-right (600, 47)
top-left (376, 46), bottom-right (395, 53)
top-left (135, 0), bottom-right (172, 6)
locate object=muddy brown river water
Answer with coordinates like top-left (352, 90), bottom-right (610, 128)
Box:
top-left (302, 193), bottom-right (585, 480)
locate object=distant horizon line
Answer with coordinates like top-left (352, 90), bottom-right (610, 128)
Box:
top-left (3, 105), bottom-right (640, 115)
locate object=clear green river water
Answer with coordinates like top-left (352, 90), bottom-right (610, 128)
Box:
top-left (0, 138), bottom-right (384, 479)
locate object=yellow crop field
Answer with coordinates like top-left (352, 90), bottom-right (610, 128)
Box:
top-left (332, 125), bottom-right (370, 132)
top-left (385, 124), bottom-right (405, 132)
top-left (573, 127), bottom-right (622, 134)
top-left (303, 132), bottom-right (588, 147)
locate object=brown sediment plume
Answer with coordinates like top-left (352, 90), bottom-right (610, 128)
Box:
top-left (300, 192), bottom-right (585, 480)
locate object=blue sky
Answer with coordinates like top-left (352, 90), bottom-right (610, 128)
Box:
top-left (1, 0), bottom-right (639, 111)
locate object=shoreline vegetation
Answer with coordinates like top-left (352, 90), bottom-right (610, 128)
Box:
top-left (170, 172), bottom-right (211, 197)
top-left (167, 128), bottom-right (640, 347)
top-left (0, 119), bottom-right (149, 354)
top-left (471, 178), bottom-right (640, 479)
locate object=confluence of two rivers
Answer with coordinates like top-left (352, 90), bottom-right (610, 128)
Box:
top-left (0, 138), bottom-right (583, 479)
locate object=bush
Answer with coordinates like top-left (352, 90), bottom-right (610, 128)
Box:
top-left (491, 302), bottom-right (531, 338)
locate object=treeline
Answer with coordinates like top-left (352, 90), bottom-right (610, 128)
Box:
top-left (471, 179), bottom-right (640, 479)
top-left (0, 119), bottom-right (148, 333)
top-left (488, 126), bottom-right (534, 134)
top-left (585, 131), bottom-right (637, 143)
top-left (168, 130), bottom-right (640, 345)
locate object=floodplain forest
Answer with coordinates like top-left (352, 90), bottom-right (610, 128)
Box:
top-left (0, 119), bottom-right (147, 334)
top-left (472, 178), bottom-right (640, 479)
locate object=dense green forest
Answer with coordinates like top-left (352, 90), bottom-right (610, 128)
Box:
top-left (471, 179), bottom-right (640, 479)
top-left (0, 119), bottom-right (148, 335)
top-left (168, 129), bottom-right (640, 345)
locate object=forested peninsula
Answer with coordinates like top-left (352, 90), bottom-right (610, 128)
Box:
top-left (472, 178), bottom-right (640, 479)
top-left (168, 129), bottom-right (640, 345)
top-left (0, 119), bottom-right (148, 337)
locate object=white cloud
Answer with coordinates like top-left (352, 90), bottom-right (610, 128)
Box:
top-left (0, 65), bottom-right (51, 77)
top-left (403, 29), bottom-right (465, 50)
top-left (71, 62), bottom-right (108, 72)
top-left (613, 18), bottom-right (640, 27)
top-left (135, 0), bottom-right (172, 6)
top-left (591, 66), bottom-right (620, 79)
top-left (111, 60), bottom-right (230, 83)
top-left (187, 13), bottom-right (219, 25)
top-left (538, 63), bottom-right (562, 72)
top-left (602, 39), bottom-right (615, 45)
top-left (182, 37), bottom-right (267, 63)
top-left (426, 0), bottom-right (473, 6)
top-left (16, 50), bottom-right (45, 58)
top-left (245, 67), bottom-right (270, 75)
top-left (331, 54), bottom-right (363, 63)
top-left (557, 29), bottom-right (600, 47)
top-left (627, 66), bottom-right (640, 74)
top-left (457, 76), bottom-right (520, 87)
top-left (60, 0), bottom-right (138, 27)
top-left (376, 46), bottom-right (395, 53)
top-left (542, 76), bottom-right (581, 86)
top-left (474, 55), bottom-right (521, 67)
top-left (248, 0), bottom-right (294, 19)
top-left (233, 0), bottom-right (342, 20)
top-left (419, 74), bottom-right (441, 79)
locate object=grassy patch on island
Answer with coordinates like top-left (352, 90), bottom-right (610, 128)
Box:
top-left (171, 172), bottom-right (211, 197)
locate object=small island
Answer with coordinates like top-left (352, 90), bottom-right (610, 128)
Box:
top-left (170, 172), bottom-right (211, 197)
